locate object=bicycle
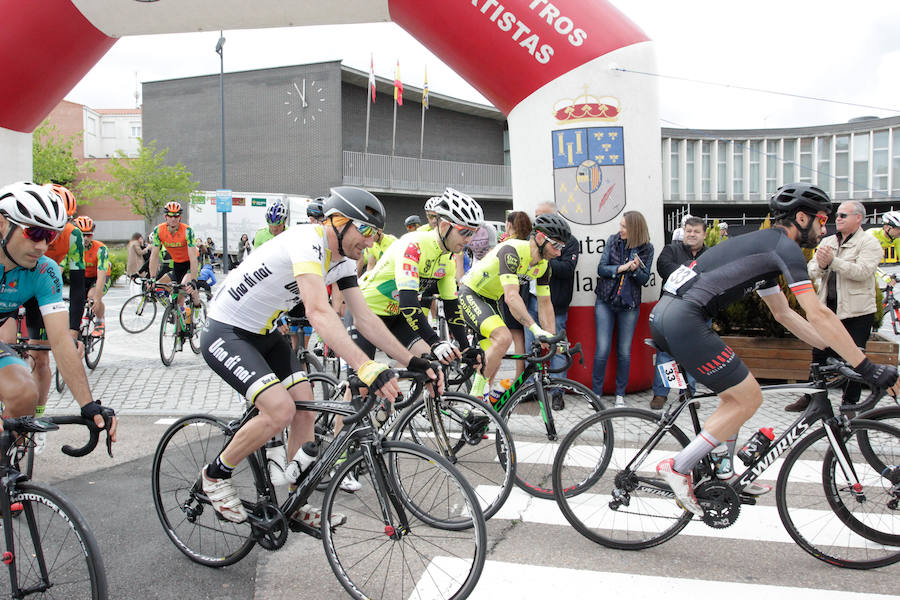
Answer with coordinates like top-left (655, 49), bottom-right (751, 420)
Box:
top-left (451, 329), bottom-right (604, 499)
top-left (54, 297), bottom-right (107, 393)
top-left (0, 415), bottom-right (114, 599)
top-left (552, 348), bottom-right (900, 569)
top-left (118, 276), bottom-right (171, 334)
top-left (879, 271), bottom-right (900, 334)
top-left (159, 282), bottom-right (208, 366)
top-left (280, 314), bottom-right (324, 374)
top-left (151, 372), bottom-right (487, 600)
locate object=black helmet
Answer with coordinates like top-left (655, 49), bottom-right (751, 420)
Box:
top-left (307, 199), bottom-right (325, 220)
top-left (323, 186), bottom-right (385, 230)
top-left (404, 215), bottom-right (422, 227)
top-left (768, 183), bottom-right (833, 220)
top-left (533, 213), bottom-right (571, 241)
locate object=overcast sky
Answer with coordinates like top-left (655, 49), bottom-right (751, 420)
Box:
top-left (66, 0), bottom-right (900, 130)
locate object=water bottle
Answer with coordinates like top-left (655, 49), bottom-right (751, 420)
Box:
top-left (486, 379), bottom-right (512, 407)
top-left (266, 437), bottom-right (287, 485)
top-left (710, 443), bottom-right (733, 479)
top-left (283, 442), bottom-right (318, 485)
top-left (737, 427), bottom-right (775, 466)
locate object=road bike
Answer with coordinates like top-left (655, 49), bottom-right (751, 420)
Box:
top-left (56, 296), bottom-right (105, 392)
top-left (0, 415), bottom-right (114, 599)
top-left (151, 372), bottom-right (487, 600)
top-left (552, 349), bottom-right (900, 569)
top-left (158, 282), bottom-right (208, 366)
top-left (879, 271), bottom-right (900, 334)
top-left (118, 276), bottom-right (171, 334)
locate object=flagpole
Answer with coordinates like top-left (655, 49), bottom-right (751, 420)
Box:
top-left (364, 53), bottom-right (373, 156)
top-left (391, 99), bottom-right (397, 157)
top-left (419, 92), bottom-right (425, 160)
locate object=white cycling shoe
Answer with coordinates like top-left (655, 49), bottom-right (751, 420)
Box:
top-left (201, 468), bottom-right (248, 523)
top-left (33, 432), bottom-right (46, 456)
top-left (722, 473), bottom-right (772, 495)
top-left (657, 458), bottom-right (704, 517)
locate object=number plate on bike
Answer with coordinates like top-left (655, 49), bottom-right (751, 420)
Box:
top-left (657, 360), bottom-right (687, 389)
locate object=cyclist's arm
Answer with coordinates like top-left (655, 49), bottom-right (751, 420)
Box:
top-left (188, 246), bottom-right (199, 281)
top-left (502, 282), bottom-right (534, 327)
top-left (395, 241), bottom-right (441, 346)
top-left (344, 285), bottom-right (420, 366)
top-left (534, 263), bottom-right (555, 333)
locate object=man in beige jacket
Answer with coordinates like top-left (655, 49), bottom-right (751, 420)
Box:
top-left (786, 200), bottom-right (882, 411)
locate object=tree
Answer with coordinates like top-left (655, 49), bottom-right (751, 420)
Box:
top-left (79, 139), bottom-right (198, 233)
top-left (32, 119), bottom-right (81, 186)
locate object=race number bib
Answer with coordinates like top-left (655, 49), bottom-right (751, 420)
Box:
top-left (663, 264), bottom-right (697, 295)
top-left (656, 360), bottom-right (687, 389)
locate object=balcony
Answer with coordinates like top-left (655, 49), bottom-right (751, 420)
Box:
top-left (342, 151), bottom-right (512, 199)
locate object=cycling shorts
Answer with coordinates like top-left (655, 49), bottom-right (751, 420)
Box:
top-left (458, 285), bottom-right (507, 343)
top-left (0, 342), bottom-right (28, 370)
top-left (349, 315), bottom-right (422, 359)
top-left (649, 294), bottom-right (749, 393)
top-left (23, 298), bottom-right (47, 341)
top-left (172, 260), bottom-right (191, 284)
top-left (200, 318), bottom-right (308, 404)
top-left (85, 277), bottom-right (111, 295)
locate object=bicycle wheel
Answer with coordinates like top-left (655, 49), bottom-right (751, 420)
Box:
top-left (296, 349), bottom-right (324, 375)
top-left (84, 317), bottom-right (104, 370)
top-left (776, 419), bottom-right (900, 569)
top-left (392, 391), bottom-right (516, 521)
top-left (54, 366), bottom-right (65, 393)
top-left (501, 376), bottom-right (604, 499)
top-left (1, 481), bottom-right (108, 599)
top-left (159, 304), bottom-right (179, 366)
top-left (118, 293), bottom-right (156, 333)
top-left (322, 441), bottom-right (486, 600)
top-left (189, 300), bottom-right (208, 354)
top-left (552, 407), bottom-right (694, 549)
top-left (151, 414), bottom-right (257, 567)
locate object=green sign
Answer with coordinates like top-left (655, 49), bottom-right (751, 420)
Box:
top-left (190, 195), bottom-right (205, 205)
top-left (252, 198), bottom-right (267, 207)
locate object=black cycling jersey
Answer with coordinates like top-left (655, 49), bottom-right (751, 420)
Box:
top-left (664, 227), bottom-right (814, 315)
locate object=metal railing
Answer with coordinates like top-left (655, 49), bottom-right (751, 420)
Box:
top-left (342, 151), bottom-right (512, 198)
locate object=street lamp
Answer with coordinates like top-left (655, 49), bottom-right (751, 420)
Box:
top-left (216, 32), bottom-right (229, 273)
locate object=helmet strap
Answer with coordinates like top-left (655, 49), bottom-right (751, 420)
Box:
top-left (330, 219), bottom-right (354, 257)
top-left (789, 213), bottom-right (818, 249)
top-left (532, 231), bottom-right (551, 259)
top-left (438, 220), bottom-right (453, 253)
top-left (0, 224), bottom-right (30, 270)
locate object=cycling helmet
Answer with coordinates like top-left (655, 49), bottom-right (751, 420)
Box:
top-left (45, 183), bottom-right (76, 217)
top-left (74, 215), bottom-right (95, 233)
top-left (533, 213), bottom-right (572, 242)
top-left (307, 199), bottom-right (325, 220)
top-left (0, 182), bottom-right (67, 230)
top-left (404, 215), bottom-right (421, 227)
top-left (432, 188), bottom-right (484, 228)
top-left (719, 221), bottom-right (728, 230)
top-left (323, 186), bottom-right (385, 230)
top-left (883, 211), bottom-right (900, 228)
top-left (768, 183), bottom-right (833, 220)
top-left (164, 201), bottom-right (183, 216)
top-left (424, 196), bottom-right (441, 213)
top-left (266, 202), bottom-right (287, 225)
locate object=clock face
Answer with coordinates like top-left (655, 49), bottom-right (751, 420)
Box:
top-left (285, 79), bottom-right (326, 125)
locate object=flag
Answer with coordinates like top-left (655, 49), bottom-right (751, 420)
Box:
top-left (422, 66), bottom-right (429, 110)
top-left (368, 54), bottom-right (376, 103)
top-left (394, 60), bottom-right (403, 106)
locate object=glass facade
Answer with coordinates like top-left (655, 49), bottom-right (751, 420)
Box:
top-left (765, 140), bottom-right (778, 195)
top-left (749, 140), bottom-right (761, 197)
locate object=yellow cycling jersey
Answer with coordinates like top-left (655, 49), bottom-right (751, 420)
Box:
top-left (461, 239), bottom-right (550, 300)
top-left (870, 228), bottom-right (900, 264)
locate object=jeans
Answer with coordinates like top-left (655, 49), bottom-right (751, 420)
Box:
top-left (523, 296), bottom-right (569, 377)
top-left (592, 299), bottom-right (640, 396)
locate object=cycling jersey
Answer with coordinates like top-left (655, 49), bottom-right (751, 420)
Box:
top-left (253, 226), bottom-right (285, 248)
top-left (419, 224), bottom-right (433, 232)
top-left (870, 228), bottom-right (900, 264)
top-left (45, 222), bottom-right (85, 270)
top-left (84, 240), bottom-right (111, 279)
top-left (461, 239), bottom-right (551, 301)
top-left (208, 224), bottom-right (357, 334)
top-left (43, 221), bottom-right (86, 331)
top-left (362, 233), bottom-right (397, 266)
top-left (0, 257), bottom-right (66, 320)
top-left (151, 222), bottom-right (196, 263)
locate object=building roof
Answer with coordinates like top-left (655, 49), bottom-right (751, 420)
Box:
top-left (662, 114), bottom-right (900, 138)
top-left (94, 108), bottom-right (142, 115)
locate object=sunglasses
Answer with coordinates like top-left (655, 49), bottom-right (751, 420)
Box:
top-left (836, 212), bottom-right (858, 220)
top-left (546, 237), bottom-right (564, 250)
top-left (165, 213), bottom-right (181, 218)
top-left (451, 223), bottom-right (478, 238)
top-left (19, 223), bottom-right (60, 244)
top-left (816, 214), bottom-right (828, 226)
top-left (352, 220), bottom-right (377, 238)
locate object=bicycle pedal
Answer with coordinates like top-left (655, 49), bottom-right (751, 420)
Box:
top-left (738, 493), bottom-right (757, 505)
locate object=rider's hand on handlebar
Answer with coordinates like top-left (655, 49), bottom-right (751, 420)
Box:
top-left (408, 355), bottom-right (445, 395)
top-left (528, 323), bottom-right (552, 349)
top-left (854, 358), bottom-right (899, 392)
top-left (80, 401), bottom-right (118, 443)
top-left (358, 360), bottom-right (401, 401)
top-left (430, 340), bottom-right (462, 365)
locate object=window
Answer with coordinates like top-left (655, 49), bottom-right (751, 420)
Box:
top-left (765, 140), bottom-right (778, 194)
top-left (873, 130), bottom-right (889, 194)
top-left (748, 141), bottom-right (761, 196)
top-left (852, 132), bottom-right (869, 197)
top-left (86, 116), bottom-right (97, 136)
top-left (670, 140), bottom-right (681, 201)
top-left (817, 136), bottom-right (832, 192)
top-left (783, 139), bottom-right (796, 184)
top-left (717, 141), bottom-right (728, 199)
top-left (893, 129), bottom-right (900, 195)
top-left (685, 140), bottom-right (695, 198)
top-left (131, 125), bottom-right (141, 137)
top-left (101, 121), bottom-right (115, 138)
top-left (733, 141), bottom-right (744, 196)
top-left (834, 135), bottom-right (849, 199)
top-left (701, 141), bottom-right (711, 198)
top-left (800, 138), bottom-right (813, 183)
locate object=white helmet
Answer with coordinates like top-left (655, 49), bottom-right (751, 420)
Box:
top-left (884, 211), bottom-right (900, 228)
top-left (432, 187), bottom-right (484, 228)
top-left (0, 182), bottom-right (67, 230)
top-left (718, 221), bottom-right (728, 230)
top-left (680, 213), bottom-right (693, 227)
top-left (424, 196), bottom-right (441, 213)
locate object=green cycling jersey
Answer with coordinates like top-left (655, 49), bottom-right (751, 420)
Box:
top-left (461, 238), bottom-right (551, 300)
top-left (870, 228), bottom-right (900, 264)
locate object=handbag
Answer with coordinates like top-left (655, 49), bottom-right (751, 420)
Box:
top-left (608, 272), bottom-right (636, 311)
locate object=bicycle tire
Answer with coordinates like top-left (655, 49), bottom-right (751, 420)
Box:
top-left (391, 391), bottom-right (516, 521)
top-left (159, 304), bottom-right (179, 366)
top-left (2, 481), bottom-right (108, 599)
top-left (118, 293), bottom-right (157, 333)
top-left (54, 366), bottom-right (65, 393)
top-left (189, 300), bottom-right (207, 354)
top-left (84, 316), bottom-right (104, 370)
top-left (151, 414), bottom-right (257, 567)
top-left (552, 407), bottom-right (694, 550)
top-left (501, 376), bottom-right (604, 499)
top-left (322, 441), bottom-right (486, 600)
top-left (296, 349), bottom-right (324, 375)
top-left (776, 419), bottom-right (900, 569)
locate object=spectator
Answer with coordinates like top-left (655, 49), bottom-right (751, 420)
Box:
top-left (467, 221), bottom-right (498, 261)
top-left (719, 221), bottom-right (729, 240)
top-left (786, 200), bottom-right (881, 412)
top-left (593, 211), bottom-right (654, 407)
top-left (197, 262), bottom-right (217, 295)
top-left (126, 232), bottom-right (149, 278)
top-left (499, 211), bottom-right (532, 377)
top-left (650, 216), bottom-right (707, 409)
top-left (523, 202), bottom-right (579, 410)
top-left (237, 233), bottom-right (252, 264)
top-left (205, 237), bottom-right (216, 265)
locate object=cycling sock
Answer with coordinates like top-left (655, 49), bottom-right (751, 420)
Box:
top-left (673, 429), bottom-right (721, 474)
top-left (725, 436), bottom-right (737, 461)
top-left (34, 404), bottom-right (45, 417)
top-left (470, 373), bottom-right (488, 397)
top-left (207, 455), bottom-right (236, 480)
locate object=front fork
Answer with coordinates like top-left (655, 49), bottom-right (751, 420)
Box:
top-left (822, 417), bottom-right (863, 498)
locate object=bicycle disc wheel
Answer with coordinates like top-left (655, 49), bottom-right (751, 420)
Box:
top-left (1, 481), bottom-right (108, 599)
top-left (552, 407), bottom-right (694, 549)
top-left (118, 293), bottom-right (156, 333)
top-left (501, 376), bottom-right (603, 499)
top-left (84, 318), bottom-right (104, 370)
top-left (151, 414), bottom-right (257, 567)
top-left (159, 304), bottom-right (178, 366)
top-left (189, 300), bottom-right (208, 354)
top-left (322, 441), bottom-right (486, 600)
top-left (776, 419), bottom-right (900, 569)
top-left (392, 391), bottom-right (516, 521)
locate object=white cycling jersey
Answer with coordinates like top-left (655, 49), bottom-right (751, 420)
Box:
top-left (208, 224), bottom-right (357, 333)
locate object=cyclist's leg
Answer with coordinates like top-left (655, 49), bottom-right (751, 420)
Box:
top-left (499, 296), bottom-right (525, 377)
top-left (173, 261), bottom-right (194, 308)
top-left (23, 298), bottom-right (50, 415)
top-left (458, 287), bottom-right (506, 396)
top-left (0, 350), bottom-right (38, 417)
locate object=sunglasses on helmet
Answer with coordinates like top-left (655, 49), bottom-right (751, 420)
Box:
top-left (352, 220), bottom-right (377, 238)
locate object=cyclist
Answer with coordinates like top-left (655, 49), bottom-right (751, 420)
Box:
top-left (358, 227), bottom-right (397, 276)
top-left (306, 199), bottom-right (325, 225)
top-left (404, 215), bottom-right (421, 232)
top-left (198, 186), bottom-right (438, 524)
top-left (74, 217), bottom-right (111, 337)
top-left (354, 187), bottom-right (482, 364)
top-left (459, 212), bottom-right (571, 399)
top-left (148, 201), bottom-right (201, 336)
top-left (869, 211), bottom-right (900, 265)
top-left (419, 196), bottom-right (441, 232)
top-left (0, 183), bottom-right (117, 438)
top-left (253, 201), bottom-right (288, 248)
top-left (651, 183), bottom-right (898, 516)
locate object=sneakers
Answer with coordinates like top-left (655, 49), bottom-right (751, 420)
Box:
top-left (290, 503), bottom-right (347, 528)
top-left (33, 431), bottom-right (46, 456)
top-left (722, 473), bottom-right (772, 496)
top-left (656, 458), bottom-right (703, 516)
top-left (551, 392), bottom-right (565, 411)
top-left (200, 468), bottom-right (248, 523)
top-left (91, 322), bottom-right (105, 338)
top-left (650, 395), bottom-right (667, 410)
top-left (614, 395), bottom-right (625, 408)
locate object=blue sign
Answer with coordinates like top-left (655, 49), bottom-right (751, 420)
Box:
top-left (216, 189), bottom-right (232, 213)
top-left (552, 126), bottom-right (626, 225)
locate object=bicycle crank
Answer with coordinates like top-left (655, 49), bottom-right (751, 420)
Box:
top-left (250, 502), bottom-right (289, 550)
top-left (696, 481), bottom-right (740, 529)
